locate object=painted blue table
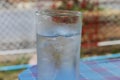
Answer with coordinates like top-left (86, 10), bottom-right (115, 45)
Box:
top-left (19, 54), bottom-right (120, 80)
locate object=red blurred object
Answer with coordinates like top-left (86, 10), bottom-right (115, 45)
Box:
top-left (51, 0), bottom-right (99, 11)
top-left (94, 0), bottom-right (99, 6)
top-left (80, 0), bottom-right (88, 9)
top-left (82, 11), bottom-right (100, 48)
top-left (82, 41), bottom-right (98, 48)
top-left (52, 16), bottom-right (78, 23)
top-left (66, 0), bottom-right (74, 9)
top-left (51, 4), bottom-right (57, 9)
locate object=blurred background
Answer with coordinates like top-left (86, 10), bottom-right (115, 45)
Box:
top-left (0, 0), bottom-right (120, 80)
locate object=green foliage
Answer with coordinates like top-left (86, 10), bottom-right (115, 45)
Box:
top-left (52, 0), bottom-right (102, 11)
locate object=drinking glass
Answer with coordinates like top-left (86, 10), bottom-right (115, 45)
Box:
top-left (36, 10), bottom-right (82, 80)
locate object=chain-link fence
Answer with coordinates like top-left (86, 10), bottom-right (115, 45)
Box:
top-left (0, 0), bottom-right (120, 57)
top-left (81, 0), bottom-right (120, 57)
top-left (0, 0), bottom-right (53, 55)
top-left (0, 0), bottom-right (36, 53)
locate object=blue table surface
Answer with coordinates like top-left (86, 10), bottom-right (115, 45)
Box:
top-left (19, 57), bottom-right (120, 80)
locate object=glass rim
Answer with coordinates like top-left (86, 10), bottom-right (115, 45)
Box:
top-left (36, 9), bottom-right (82, 16)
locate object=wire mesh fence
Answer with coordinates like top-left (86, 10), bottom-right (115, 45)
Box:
top-left (81, 0), bottom-right (120, 57)
top-left (0, 0), bottom-right (119, 57)
top-left (0, 0), bottom-right (36, 52)
top-left (0, 0), bottom-right (35, 10)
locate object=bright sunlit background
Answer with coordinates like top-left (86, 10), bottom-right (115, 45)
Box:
top-left (0, 0), bottom-right (120, 80)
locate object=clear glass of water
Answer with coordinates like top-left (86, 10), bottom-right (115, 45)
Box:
top-left (36, 10), bottom-right (82, 80)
